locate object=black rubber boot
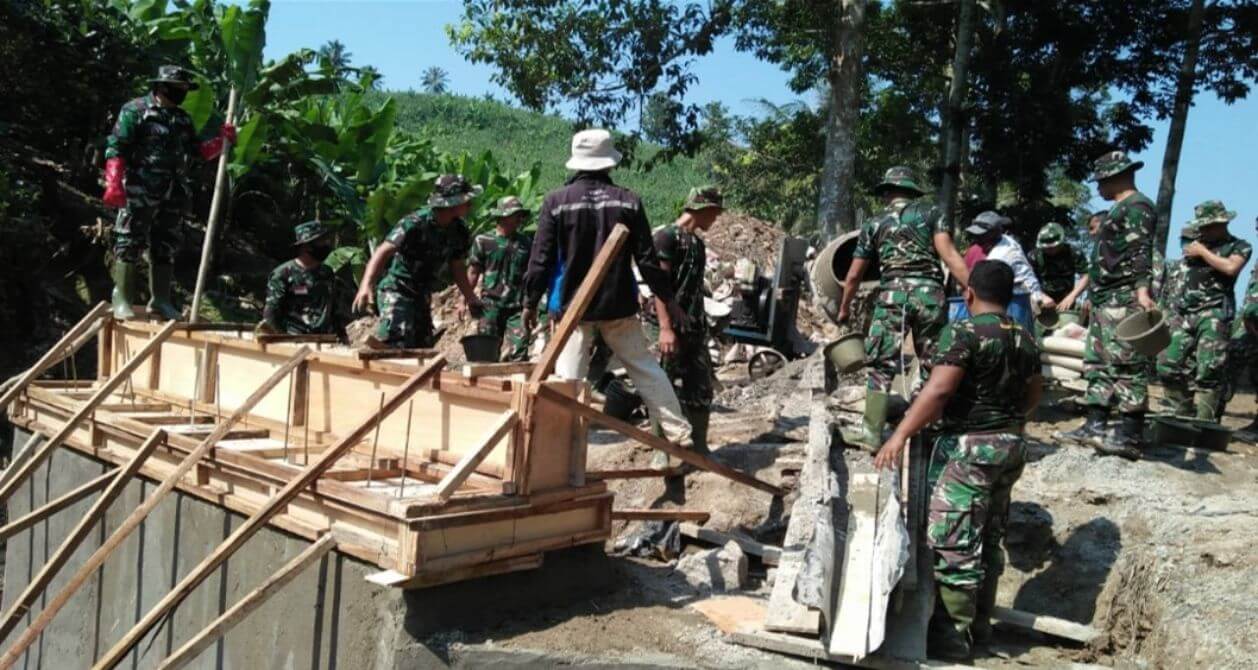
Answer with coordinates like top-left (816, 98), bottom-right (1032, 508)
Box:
top-left (929, 584), bottom-right (976, 661)
top-left (1061, 405), bottom-right (1109, 445)
top-left (147, 263), bottom-right (182, 320)
top-left (1096, 412), bottom-right (1143, 460)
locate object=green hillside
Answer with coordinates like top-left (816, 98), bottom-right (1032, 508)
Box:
top-left (390, 92), bottom-right (707, 227)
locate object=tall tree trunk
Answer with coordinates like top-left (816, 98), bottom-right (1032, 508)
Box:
top-left (816, 0), bottom-right (867, 240)
top-left (1154, 0), bottom-right (1206, 253)
top-left (939, 0), bottom-right (978, 229)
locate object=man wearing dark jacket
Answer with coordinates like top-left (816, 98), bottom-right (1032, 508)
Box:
top-left (523, 129), bottom-right (692, 445)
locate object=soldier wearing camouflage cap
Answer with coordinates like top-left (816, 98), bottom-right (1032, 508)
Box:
top-left (1156, 201), bottom-right (1250, 420)
top-left (102, 65), bottom-right (237, 320)
top-left (260, 221), bottom-right (340, 336)
top-left (1028, 222), bottom-right (1089, 309)
top-left (468, 196), bottom-right (539, 361)
top-left (873, 261), bottom-right (1042, 660)
top-left (835, 166), bottom-right (971, 448)
top-left (1227, 216), bottom-right (1258, 434)
top-left (353, 174), bottom-right (483, 348)
top-left (1063, 150), bottom-right (1158, 459)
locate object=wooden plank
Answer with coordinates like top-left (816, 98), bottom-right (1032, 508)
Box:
top-left (679, 522), bottom-right (781, 566)
top-left (587, 468), bottom-right (682, 480)
top-left (569, 383), bottom-right (589, 487)
top-left (461, 361), bottom-right (534, 378)
top-left (0, 302), bottom-right (109, 413)
top-left (535, 385), bottom-right (784, 496)
top-left (92, 355), bottom-right (446, 670)
top-left (366, 553), bottom-right (543, 590)
top-left (176, 322), bottom-right (254, 332)
top-left (0, 430), bottom-right (166, 645)
top-left (0, 470), bottom-right (114, 543)
top-left (829, 472), bottom-right (880, 657)
top-left (433, 411), bottom-right (518, 501)
top-left (355, 347), bottom-right (439, 361)
top-left (97, 402), bottom-right (171, 413)
top-left (0, 347), bottom-right (313, 666)
top-left (612, 509), bottom-right (710, 523)
top-left (256, 333), bottom-right (340, 345)
top-left (529, 223), bottom-right (630, 384)
top-left (0, 320), bottom-right (178, 505)
top-left (157, 534), bottom-right (337, 670)
top-left (990, 606), bottom-right (1100, 644)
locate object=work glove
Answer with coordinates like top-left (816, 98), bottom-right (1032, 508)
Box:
top-left (198, 122), bottom-right (238, 161)
top-left (102, 157), bottom-right (127, 209)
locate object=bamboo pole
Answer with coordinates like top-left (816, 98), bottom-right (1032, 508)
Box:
top-left (0, 302), bottom-right (109, 412)
top-left (0, 347), bottom-right (312, 663)
top-left (188, 88), bottom-right (239, 324)
top-left (93, 355), bottom-right (445, 670)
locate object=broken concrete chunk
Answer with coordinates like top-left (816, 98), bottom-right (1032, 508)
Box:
top-left (676, 540), bottom-right (749, 592)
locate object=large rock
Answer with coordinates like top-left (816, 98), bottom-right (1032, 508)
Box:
top-left (676, 540), bottom-right (749, 592)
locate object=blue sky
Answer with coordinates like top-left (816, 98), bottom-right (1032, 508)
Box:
top-left (261, 1), bottom-right (1257, 268)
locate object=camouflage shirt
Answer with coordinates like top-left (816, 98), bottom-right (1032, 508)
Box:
top-left (104, 94), bottom-right (200, 200)
top-left (929, 312), bottom-right (1041, 433)
top-left (1157, 256), bottom-right (1188, 314)
top-left (1178, 235), bottom-right (1251, 314)
top-left (469, 229), bottom-right (533, 310)
top-left (1239, 269), bottom-right (1258, 330)
top-left (377, 208), bottom-right (471, 297)
top-left (1028, 246), bottom-right (1086, 301)
top-left (1089, 192), bottom-right (1156, 306)
top-left (854, 197), bottom-right (949, 284)
top-left (653, 224), bottom-right (708, 333)
top-left (263, 260), bottom-right (336, 335)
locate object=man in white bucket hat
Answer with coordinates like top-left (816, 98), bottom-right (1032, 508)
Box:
top-left (524, 129), bottom-right (693, 447)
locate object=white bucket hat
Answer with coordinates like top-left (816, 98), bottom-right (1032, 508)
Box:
top-left (565, 129), bottom-right (622, 171)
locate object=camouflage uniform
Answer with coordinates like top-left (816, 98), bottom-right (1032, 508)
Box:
top-left (1228, 267), bottom-right (1258, 408)
top-left (263, 222), bottom-right (337, 335)
top-left (926, 312), bottom-right (1040, 647)
top-left (1027, 223), bottom-right (1086, 303)
top-left (855, 168), bottom-right (950, 392)
top-left (469, 197), bottom-right (535, 361)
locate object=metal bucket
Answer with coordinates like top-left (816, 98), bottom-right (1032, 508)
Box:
top-left (1116, 309), bottom-right (1170, 357)
top-left (460, 334), bottom-right (501, 363)
top-left (826, 333), bottom-right (867, 374)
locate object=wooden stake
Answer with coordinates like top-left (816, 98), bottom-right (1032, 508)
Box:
top-left (0, 470), bottom-right (114, 544)
top-left (91, 355), bottom-right (445, 670)
top-left (366, 391), bottom-right (383, 488)
top-left (282, 369), bottom-right (293, 462)
top-left (156, 535), bottom-right (337, 669)
top-left (433, 411), bottom-right (518, 500)
top-left (397, 400), bottom-right (414, 498)
top-left (302, 376), bottom-right (311, 465)
top-left (0, 320), bottom-right (178, 505)
top-left (0, 302), bottom-right (109, 413)
top-left (188, 87), bottom-right (238, 324)
top-left (0, 348), bottom-right (312, 666)
top-left (0, 430), bottom-right (167, 645)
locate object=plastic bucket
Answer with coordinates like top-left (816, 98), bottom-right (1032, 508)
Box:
top-left (1151, 415), bottom-right (1198, 447)
top-left (947, 293), bottom-right (1035, 333)
top-left (1115, 309), bottom-right (1170, 356)
top-left (1037, 309), bottom-right (1082, 330)
top-left (826, 332), bottom-right (867, 374)
top-left (602, 378), bottom-right (643, 421)
top-left (460, 334), bottom-right (501, 363)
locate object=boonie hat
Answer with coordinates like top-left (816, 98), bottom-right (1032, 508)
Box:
top-left (966, 210), bottom-right (1009, 236)
top-left (1089, 150), bottom-right (1143, 182)
top-left (565, 129), bottom-right (623, 171)
top-left (150, 65), bottom-right (199, 90)
top-left (873, 166), bottom-right (925, 196)
top-left (1191, 199), bottom-right (1236, 227)
top-left (684, 186), bottom-right (724, 211)
top-left (293, 220), bottom-right (330, 246)
top-left (489, 196), bottom-right (529, 218)
top-left (428, 174), bottom-right (483, 208)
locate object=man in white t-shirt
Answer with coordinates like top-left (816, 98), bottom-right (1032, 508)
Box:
top-left (965, 211), bottom-right (1056, 309)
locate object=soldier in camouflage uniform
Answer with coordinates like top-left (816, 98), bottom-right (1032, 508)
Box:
top-left (1156, 202), bottom-right (1250, 420)
top-left (874, 261), bottom-right (1042, 660)
top-left (352, 175), bottom-right (483, 348)
top-left (102, 65), bottom-right (236, 320)
top-left (836, 166), bottom-right (971, 447)
top-left (1229, 244), bottom-right (1258, 433)
top-left (260, 221), bottom-right (339, 336)
top-left (468, 196), bottom-right (536, 361)
top-left (1062, 151), bottom-right (1158, 459)
top-left (1028, 222), bottom-right (1089, 309)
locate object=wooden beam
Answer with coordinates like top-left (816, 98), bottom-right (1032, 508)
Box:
top-left (0, 320), bottom-right (178, 505)
top-left (0, 430), bottom-right (166, 646)
top-left (678, 522), bottom-right (781, 566)
top-left (93, 355), bottom-right (446, 670)
top-left (0, 302), bottom-right (109, 412)
top-left (0, 470), bottom-right (114, 543)
top-left (534, 385), bottom-right (784, 496)
top-left (461, 361), bottom-right (534, 378)
top-left (156, 534), bottom-right (337, 670)
top-left (612, 509), bottom-right (711, 523)
top-left (433, 411), bottom-right (518, 501)
top-left (991, 606), bottom-right (1100, 644)
top-left (0, 347), bottom-right (313, 666)
top-left (0, 436), bottom-right (41, 494)
top-left (529, 223), bottom-right (629, 384)
top-left (587, 467), bottom-right (682, 480)
top-left (256, 333), bottom-right (340, 345)
top-left (355, 347), bottom-right (438, 361)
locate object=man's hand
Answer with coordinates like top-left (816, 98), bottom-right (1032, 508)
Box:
top-left (836, 302), bottom-right (851, 324)
top-left (1059, 295), bottom-right (1076, 312)
top-left (1136, 287), bottom-right (1156, 311)
top-left (873, 434), bottom-right (907, 470)
top-left (352, 286), bottom-right (376, 315)
top-left (1039, 295), bottom-right (1057, 311)
top-left (1184, 241), bottom-right (1205, 259)
top-left (659, 325), bottom-right (678, 358)
top-left (522, 308), bottom-right (537, 333)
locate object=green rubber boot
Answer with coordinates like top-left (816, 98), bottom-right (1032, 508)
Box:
top-left (860, 390), bottom-right (889, 448)
top-left (1194, 389), bottom-right (1221, 421)
top-left (110, 260), bottom-right (138, 320)
top-left (1162, 384), bottom-right (1192, 417)
top-left (930, 584), bottom-right (976, 661)
top-left (147, 264), bottom-right (182, 320)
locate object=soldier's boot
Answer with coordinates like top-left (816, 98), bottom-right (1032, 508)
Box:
top-left (1162, 385), bottom-right (1193, 417)
top-left (147, 264), bottom-right (182, 321)
top-left (929, 584), bottom-right (976, 661)
top-left (1060, 405), bottom-right (1109, 445)
top-left (110, 261), bottom-right (138, 321)
top-left (971, 572), bottom-right (1000, 647)
top-left (858, 390), bottom-right (890, 448)
top-left (1096, 412), bottom-right (1144, 460)
top-left (1194, 389), bottom-right (1221, 422)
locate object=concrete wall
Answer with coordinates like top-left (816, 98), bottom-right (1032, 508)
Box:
top-left (0, 427), bottom-right (613, 669)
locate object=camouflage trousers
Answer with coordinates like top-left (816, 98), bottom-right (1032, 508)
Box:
top-left (477, 300), bottom-right (533, 362)
top-left (113, 200), bottom-right (183, 264)
top-left (866, 280), bottom-right (946, 392)
top-left (1226, 331), bottom-right (1258, 401)
top-left (645, 322), bottom-right (715, 412)
top-left (1156, 308), bottom-right (1230, 392)
top-left (374, 288), bottom-right (433, 348)
top-left (927, 432), bottom-right (1026, 591)
top-left (1083, 302), bottom-right (1151, 413)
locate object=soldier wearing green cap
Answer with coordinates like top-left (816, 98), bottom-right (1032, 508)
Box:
top-left (260, 221), bottom-right (340, 336)
top-left (1155, 201), bottom-right (1250, 420)
top-left (1028, 222), bottom-right (1089, 309)
top-left (1063, 150), bottom-right (1158, 459)
top-left (353, 174), bottom-right (483, 348)
top-left (102, 65), bottom-right (237, 320)
top-left (836, 166), bottom-right (971, 447)
top-left (467, 196), bottom-right (538, 361)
